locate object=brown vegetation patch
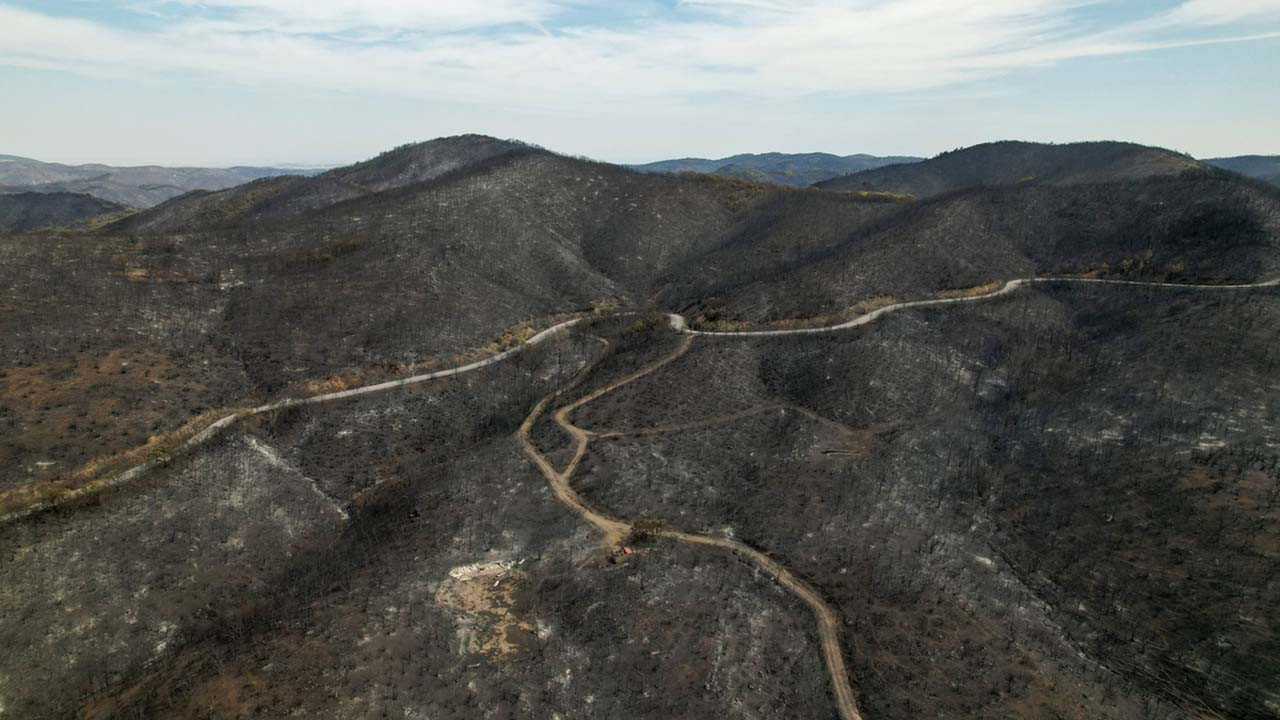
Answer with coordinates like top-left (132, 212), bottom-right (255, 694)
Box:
top-left (0, 348), bottom-right (248, 489)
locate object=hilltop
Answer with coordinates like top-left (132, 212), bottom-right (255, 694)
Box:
top-left (816, 140), bottom-right (1202, 196)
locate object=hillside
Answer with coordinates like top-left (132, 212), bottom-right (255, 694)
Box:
top-left (0, 154), bottom-right (320, 207)
top-left (816, 140), bottom-right (1202, 196)
top-left (631, 151), bottom-right (922, 186)
top-left (3, 135), bottom-right (1280, 720)
top-left (0, 191), bottom-right (130, 232)
top-left (1205, 154), bottom-right (1280, 186)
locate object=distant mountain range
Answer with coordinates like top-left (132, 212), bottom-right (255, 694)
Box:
top-left (630, 152), bottom-right (923, 186)
top-left (4, 147), bottom-right (1271, 213)
top-left (0, 154), bottom-right (324, 208)
top-left (1204, 155), bottom-right (1280, 187)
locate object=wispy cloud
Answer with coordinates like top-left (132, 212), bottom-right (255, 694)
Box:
top-left (0, 0), bottom-right (1276, 111)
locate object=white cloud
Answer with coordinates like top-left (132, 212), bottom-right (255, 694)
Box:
top-left (0, 0), bottom-right (1276, 113)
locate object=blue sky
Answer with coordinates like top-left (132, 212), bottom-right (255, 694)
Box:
top-left (1, 0), bottom-right (1277, 166)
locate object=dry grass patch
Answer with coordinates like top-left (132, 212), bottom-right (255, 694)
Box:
top-left (0, 348), bottom-right (248, 488)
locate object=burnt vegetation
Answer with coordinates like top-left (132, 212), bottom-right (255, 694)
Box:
top-left (2, 135), bottom-right (1279, 719)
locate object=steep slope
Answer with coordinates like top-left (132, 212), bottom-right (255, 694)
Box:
top-left (0, 191), bottom-right (129, 232)
top-left (1205, 154), bottom-right (1280, 186)
top-left (0, 155), bottom-right (317, 207)
top-left (632, 151), bottom-right (922, 186)
top-left (817, 140), bottom-right (1202, 197)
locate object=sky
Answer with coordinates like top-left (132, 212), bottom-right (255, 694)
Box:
top-left (1, 0), bottom-right (1278, 167)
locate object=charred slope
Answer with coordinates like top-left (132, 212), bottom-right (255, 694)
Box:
top-left (0, 191), bottom-right (129, 232)
top-left (5, 134), bottom-right (1280, 720)
top-left (817, 140), bottom-right (1202, 197)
